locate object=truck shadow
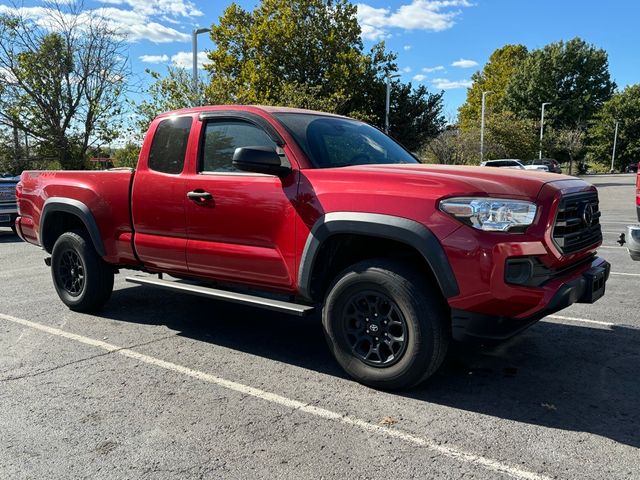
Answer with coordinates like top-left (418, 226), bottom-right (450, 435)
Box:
top-left (0, 230), bottom-right (21, 243)
top-left (103, 284), bottom-right (639, 448)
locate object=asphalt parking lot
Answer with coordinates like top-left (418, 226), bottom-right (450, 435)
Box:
top-left (1, 174), bottom-right (638, 480)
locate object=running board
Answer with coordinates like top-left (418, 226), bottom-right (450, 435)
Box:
top-left (125, 276), bottom-right (315, 317)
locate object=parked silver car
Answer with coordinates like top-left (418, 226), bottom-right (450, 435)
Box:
top-left (480, 159), bottom-right (549, 171)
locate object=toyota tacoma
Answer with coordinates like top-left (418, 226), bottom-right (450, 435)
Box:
top-left (15, 106), bottom-right (610, 389)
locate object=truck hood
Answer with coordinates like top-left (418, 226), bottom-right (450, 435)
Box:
top-left (341, 164), bottom-right (575, 199)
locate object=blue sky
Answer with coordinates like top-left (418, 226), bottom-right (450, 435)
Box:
top-left (1, 0), bottom-right (638, 119)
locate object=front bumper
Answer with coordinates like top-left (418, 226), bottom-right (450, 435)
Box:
top-left (451, 257), bottom-right (610, 342)
top-left (626, 225), bottom-right (640, 261)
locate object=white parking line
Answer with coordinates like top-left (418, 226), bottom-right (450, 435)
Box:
top-left (599, 220), bottom-right (638, 224)
top-left (545, 315), bottom-right (614, 327)
top-left (598, 245), bottom-right (624, 249)
top-left (610, 271), bottom-right (640, 277)
top-left (0, 312), bottom-right (550, 480)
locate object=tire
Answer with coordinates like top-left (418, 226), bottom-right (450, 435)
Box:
top-left (51, 230), bottom-right (114, 312)
top-left (322, 258), bottom-right (449, 390)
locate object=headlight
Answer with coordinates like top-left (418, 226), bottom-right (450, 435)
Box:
top-left (439, 197), bottom-right (537, 232)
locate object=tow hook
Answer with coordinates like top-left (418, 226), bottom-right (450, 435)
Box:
top-left (44, 257), bottom-right (51, 267)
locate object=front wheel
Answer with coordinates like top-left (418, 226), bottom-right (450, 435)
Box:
top-left (322, 259), bottom-right (449, 390)
top-left (51, 230), bottom-right (114, 312)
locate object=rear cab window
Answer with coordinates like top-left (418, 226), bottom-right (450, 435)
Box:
top-left (148, 116), bottom-right (193, 174)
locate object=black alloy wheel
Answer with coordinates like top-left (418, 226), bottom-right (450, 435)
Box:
top-left (57, 249), bottom-right (86, 296)
top-left (342, 291), bottom-right (408, 367)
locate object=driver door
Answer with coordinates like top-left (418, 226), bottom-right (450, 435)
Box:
top-left (183, 117), bottom-right (298, 290)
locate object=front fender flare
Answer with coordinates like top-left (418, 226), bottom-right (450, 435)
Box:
top-left (298, 212), bottom-right (459, 301)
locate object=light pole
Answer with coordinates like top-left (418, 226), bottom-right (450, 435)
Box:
top-left (539, 102), bottom-right (551, 160)
top-left (610, 120), bottom-right (619, 173)
top-left (385, 72), bottom-right (401, 134)
top-left (480, 91), bottom-right (491, 162)
top-left (192, 27), bottom-right (211, 106)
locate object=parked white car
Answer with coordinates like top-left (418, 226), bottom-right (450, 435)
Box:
top-left (480, 159), bottom-right (549, 171)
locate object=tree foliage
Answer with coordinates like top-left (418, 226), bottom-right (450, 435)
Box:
top-left (0, 1), bottom-right (129, 169)
top-left (587, 84), bottom-right (640, 170)
top-left (505, 38), bottom-right (615, 130)
top-left (196, 0), bottom-right (444, 150)
top-left (457, 38), bottom-right (615, 164)
top-left (112, 142), bottom-right (141, 168)
top-left (205, 0), bottom-right (371, 110)
top-left (458, 44), bottom-right (528, 130)
top-left (135, 68), bottom-right (203, 134)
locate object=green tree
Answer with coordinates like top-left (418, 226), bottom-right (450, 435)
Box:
top-left (112, 143), bottom-right (141, 169)
top-left (386, 83), bottom-right (445, 151)
top-left (200, 0), bottom-right (444, 149)
top-left (484, 112), bottom-right (538, 161)
top-left (135, 68), bottom-right (203, 133)
top-left (205, 0), bottom-right (371, 110)
top-left (553, 127), bottom-right (586, 175)
top-left (458, 44), bottom-right (528, 130)
top-left (0, 1), bottom-right (128, 169)
top-left (587, 84), bottom-right (640, 171)
top-left (505, 38), bottom-right (615, 130)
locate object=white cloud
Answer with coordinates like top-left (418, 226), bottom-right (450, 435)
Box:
top-left (413, 74), bottom-right (427, 82)
top-left (0, 3), bottom-right (192, 43)
top-left (402, 66), bottom-right (412, 73)
top-left (96, 0), bottom-right (202, 18)
top-left (357, 0), bottom-right (473, 40)
top-left (139, 54), bottom-right (170, 63)
top-left (171, 51), bottom-right (209, 69)
top-left (403, 45), bottom-right (412, 51)
top-left (451, 58), bottom-right (478, 68)
top-left (422, 65), bottom-right (445, 73)
top-left (432, 77), bottom-right (473, 89)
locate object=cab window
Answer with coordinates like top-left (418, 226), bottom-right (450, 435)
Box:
top-left (148, 116), bottom-right (192, 174)
top-left (200, 120), bottom-right (277, 173)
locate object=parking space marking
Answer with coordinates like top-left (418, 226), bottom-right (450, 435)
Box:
top-left (0, 312), bottom-right (551, 480)
top-left (610, 271), bottom-right (640, 277)
top-left (545, 315), bottom-right (614, 327)
top-left (598, 245), bottom-right (624, 249)
top-left (599, 221), bottom-right (637, 224)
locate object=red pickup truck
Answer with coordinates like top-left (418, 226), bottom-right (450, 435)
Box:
top-left (15, 106), bottom-right (610, 389)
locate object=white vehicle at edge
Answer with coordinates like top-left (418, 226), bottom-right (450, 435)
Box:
top-left (480, 159), bottom-right (549, 172)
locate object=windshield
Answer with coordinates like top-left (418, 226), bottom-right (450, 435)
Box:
top-left (273, 113), bottom-right (419, 168)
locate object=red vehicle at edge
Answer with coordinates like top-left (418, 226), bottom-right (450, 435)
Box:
top-left (15, 106), bottom-right (610, 389)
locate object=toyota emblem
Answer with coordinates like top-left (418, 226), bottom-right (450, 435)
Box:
top-left (582, 203), bottom-right (594, 227)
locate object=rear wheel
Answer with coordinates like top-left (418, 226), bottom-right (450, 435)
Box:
top-left (322, 259), bottom-right (449, 390)
top-left (51, 230), bottom-right (114, 312)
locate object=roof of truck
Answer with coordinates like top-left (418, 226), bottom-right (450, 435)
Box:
top-left (155, 105), bottom-right (346, 119)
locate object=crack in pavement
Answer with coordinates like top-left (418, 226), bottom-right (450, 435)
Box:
top-left (0, 334), bottom-right (177, 383)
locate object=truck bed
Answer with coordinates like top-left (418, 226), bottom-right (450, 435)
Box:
top-left (16, 169), bottom-right (138, 265)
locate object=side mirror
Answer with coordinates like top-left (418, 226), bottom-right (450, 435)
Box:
top-left (232, 146), bottom-right (291, 177)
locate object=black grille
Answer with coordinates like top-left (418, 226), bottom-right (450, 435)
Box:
top-left (552, 191), bottom-right (602, 254)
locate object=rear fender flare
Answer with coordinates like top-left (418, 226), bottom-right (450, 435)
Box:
top-left (40, 197), bottom-right (106, 257)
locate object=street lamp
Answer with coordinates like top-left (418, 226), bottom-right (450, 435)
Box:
top-left (539, 102), bottom-right (551, 160)
top-left (192, 27), bottom-right (211, 106)
top-left (610, 120), bottom-right (620, 173)
top-left (385, 72), bottom-right (401, 134)
top-left (480, 91), bottom-right (491, 162)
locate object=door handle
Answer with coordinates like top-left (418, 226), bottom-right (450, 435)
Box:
top-left (187, 190), bottom-right (213, 202)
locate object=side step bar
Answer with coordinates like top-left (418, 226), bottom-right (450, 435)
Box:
top-left (125, 276), bottom-right (315, 317)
